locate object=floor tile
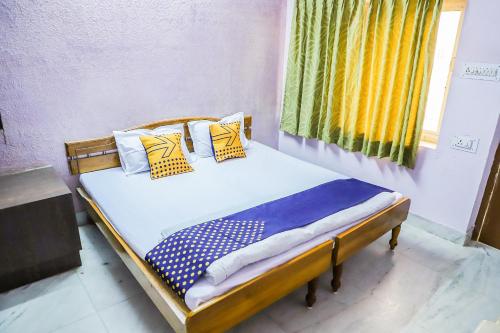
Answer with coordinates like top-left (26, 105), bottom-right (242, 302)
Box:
top-left (99, 293), bottom-right (173, 333)
top-left (364, 251), bottom-right (443, 304)
top-left (396, 224), bottom-right (472, 274)
top-left (51, 314), bottom-right (107, 333)
top-left (341, 239), bottom-right (401, 293)
top-left (296, 293), bottom-right (408, 333)
top-left (77, 260), bottom-right (143, 310)
top-left (79, 224), bottom-right (113, 250)
top-left (403, 249), bottom-right (500, 333)
top-left (266, 272), bottom-right (367, 332)
top-left (229, 311), bottom-right (287, 333)
top-left (78, 243), bottom-right (122, 272)
top-left (0, 283), bottom-right (95, 333)
top-left (399, 323), bottom-right (430, 333)
top-left (406, 290), bottom-right (500, 333)
top-left (455, 249), bottom-right (500, 299)
top-left (0, 270), bottom-right (80, 311)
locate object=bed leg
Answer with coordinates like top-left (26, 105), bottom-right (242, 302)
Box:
top-left (331, 263), bottom-right (343, 293)
top-left (306, 278), bottom-right (318, 308)
top-left (389, 224), bottom-right (401, 250)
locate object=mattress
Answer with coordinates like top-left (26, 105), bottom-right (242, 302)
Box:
top-left (80, 141), bottom-right (401, 309)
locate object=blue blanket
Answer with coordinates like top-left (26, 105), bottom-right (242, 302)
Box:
top-left (145, 178), bottom-right (390, 298)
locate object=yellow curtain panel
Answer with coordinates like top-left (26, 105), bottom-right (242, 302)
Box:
top-left (281, 0), bottom-right (442, 168)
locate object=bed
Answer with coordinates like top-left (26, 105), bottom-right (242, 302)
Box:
top-left (65, 115), bottom-right (410, 333)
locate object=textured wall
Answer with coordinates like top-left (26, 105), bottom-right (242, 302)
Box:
top-left (279, 0), bottom-right (500, 235)
top-left (0, 0), bottom-right (285, 210)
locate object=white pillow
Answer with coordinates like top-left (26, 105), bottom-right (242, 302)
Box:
top-left (188, 112), bottom-right (249, 158)
top-left (113, 124), bottom-right (196, 175)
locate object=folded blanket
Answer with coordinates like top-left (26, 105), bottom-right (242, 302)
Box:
top-left (145, 178), bottom-right (392, 299)
top-left (205, 191), bottom-right (398, 285)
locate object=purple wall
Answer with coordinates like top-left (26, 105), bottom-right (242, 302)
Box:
top-left (0, 0), bottom-right (285, 210)
top-left (279, 0), bottom-right (500, 235)
top-left (1, 0), bottom-right (498, 235)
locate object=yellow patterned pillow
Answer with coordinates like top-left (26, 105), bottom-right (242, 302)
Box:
top-left (140, 133), bottom-right (193, 179)
top-left (209, 122), bottom-right (246, 162)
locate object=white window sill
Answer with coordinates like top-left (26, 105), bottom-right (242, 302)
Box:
top-left (420, 140), bottom-right (437, 150)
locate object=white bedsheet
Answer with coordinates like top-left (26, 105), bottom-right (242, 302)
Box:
top-left (80, 141), bottom-right (401, 309)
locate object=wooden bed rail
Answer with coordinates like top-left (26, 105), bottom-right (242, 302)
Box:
top-left (65, 115), bottom-right (252, 175)
top-left (330, 197), bottom-right (411, 292)
top-left (333, 198), bottom-right (410, 264)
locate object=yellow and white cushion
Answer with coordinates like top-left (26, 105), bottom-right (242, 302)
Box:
top-left (140, 133), bottom-right (193, 179)
top-left (187, 112), bottom-right (249, 158)
top-left (113, 124), bottom-right (196, 175)
top-left (209, 122), bottom-right (246, 163)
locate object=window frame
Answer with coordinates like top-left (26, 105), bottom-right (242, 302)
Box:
top-left (421, 0), bottom-right (467, 145)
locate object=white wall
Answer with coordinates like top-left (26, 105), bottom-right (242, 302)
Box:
top-left (279, 0), bottom-right (500, 235)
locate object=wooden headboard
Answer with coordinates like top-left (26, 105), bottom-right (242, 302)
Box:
top-left (65, 116), bottom-right (252, 175)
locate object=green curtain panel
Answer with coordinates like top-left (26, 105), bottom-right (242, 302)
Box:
top-left (281, 0), bottom-right (442, 168)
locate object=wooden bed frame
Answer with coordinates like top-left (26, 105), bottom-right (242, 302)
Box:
top-left (65, 115), bottom-right (410, 333)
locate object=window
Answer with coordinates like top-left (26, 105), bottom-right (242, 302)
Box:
top-left (421, 1), bottom-right (465, 145)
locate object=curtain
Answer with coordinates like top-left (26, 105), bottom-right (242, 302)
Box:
top-left (281, 0), bottom-right (442, 168)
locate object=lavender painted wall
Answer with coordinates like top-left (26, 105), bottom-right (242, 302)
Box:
top-left (0, 0), bottom-right (284, 210)
top-left (279, 0), bottom-right (500, 235)
top-left (1, 0), bottom-right (498, 234)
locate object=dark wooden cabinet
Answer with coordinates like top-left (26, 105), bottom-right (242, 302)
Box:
top-left (0, 166), bottom-right (81, 292)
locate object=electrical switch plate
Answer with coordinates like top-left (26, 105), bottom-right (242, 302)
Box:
top-left (461, 62), bottom-right (500, 81)
top-left (451, 135), bottom-right (479, 153)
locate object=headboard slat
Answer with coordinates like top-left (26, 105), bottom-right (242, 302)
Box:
top-left (65, 115), bottom-right (252, 175)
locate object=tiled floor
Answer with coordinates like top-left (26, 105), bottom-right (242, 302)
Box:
top-left (1, 217), bottom-right (499, 333)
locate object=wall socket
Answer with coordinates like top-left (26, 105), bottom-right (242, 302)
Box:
top-left (451, 135), bottom-right (479, 153)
